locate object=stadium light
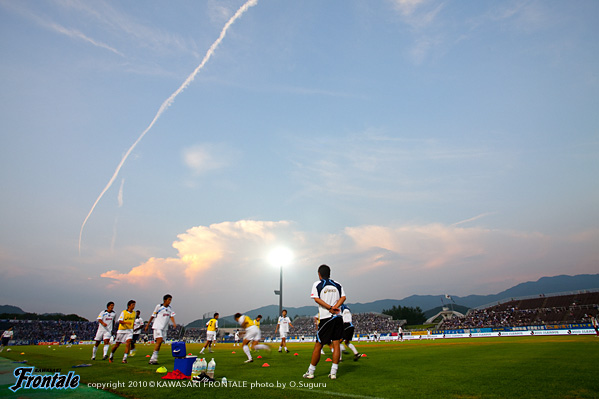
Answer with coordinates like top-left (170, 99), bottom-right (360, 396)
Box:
top-left (269, 247), bottom-right (293, 318)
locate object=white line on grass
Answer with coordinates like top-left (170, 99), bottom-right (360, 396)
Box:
top-left (290, 387), bottom-right (387, 399)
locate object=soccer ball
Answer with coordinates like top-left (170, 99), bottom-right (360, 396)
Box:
top-left (6, 348), bottom-right (11, 352)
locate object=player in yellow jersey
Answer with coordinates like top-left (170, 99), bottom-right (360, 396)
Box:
top-left (234, 313), bottom-right (270, 363)
top-left (200, 313), bottom-right (219, 354)
top-left (110, 300), bottom-right (136, 364)
top-left (252, 315), bottom-right (263, 351)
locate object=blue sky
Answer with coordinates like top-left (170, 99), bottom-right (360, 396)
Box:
top-left (1, 0), bottom-right (597, 323)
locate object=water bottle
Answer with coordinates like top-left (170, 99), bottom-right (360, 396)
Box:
top-left (199, 358), bottom-right (207, 374)
top-left (207, 358), bottom-right (216, 378)
top-left (192, 358), bottom-right (201, 376)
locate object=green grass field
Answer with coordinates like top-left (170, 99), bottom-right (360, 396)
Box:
top-left (1, 336), bottom-right (598, 398)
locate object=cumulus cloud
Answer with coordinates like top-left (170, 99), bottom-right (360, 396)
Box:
top-left (101, 220), bottom-right (295, 286)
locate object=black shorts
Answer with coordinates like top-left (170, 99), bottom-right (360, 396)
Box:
top-left (1, 338), bottom-right (9, 346)
top-left (132, 334), bottom-right (140, 343)
top-left (343, 323), bottom-right (354, 342)
top-left (317, 316), bottom-right (343, 345)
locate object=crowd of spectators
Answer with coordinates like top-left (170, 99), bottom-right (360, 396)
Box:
top-left (439, 292), bottom-right (599, 330)
top-left (1, 319), bottom-right (97, 343)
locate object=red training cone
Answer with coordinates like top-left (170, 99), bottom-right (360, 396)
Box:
top-left (262, 363), bottom-right (270, 367)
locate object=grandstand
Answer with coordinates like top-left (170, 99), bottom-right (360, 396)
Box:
top-left (438, 290), bottom-right (599, 330)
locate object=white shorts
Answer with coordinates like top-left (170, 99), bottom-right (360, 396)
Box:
top-left (116, 331), bottom-right (133, 343)
top-left (206, 331), bottom-right (217, 341)
top-left (244, 326), bottom-right (261, 342)
top-left (94, 329), bottom-right (112, 342)
top-left (153, 328), bottom-right (168, 340)
top-left (279, 331), bottom-right (288, 338)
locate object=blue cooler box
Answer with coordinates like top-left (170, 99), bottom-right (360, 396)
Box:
top-left (171, 341), bottom-right (186, 358)
top-left (174, 356), bottom-right (196, 378)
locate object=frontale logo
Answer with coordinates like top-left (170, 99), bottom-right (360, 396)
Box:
top-left (9, 367), bottom-right (80, 392)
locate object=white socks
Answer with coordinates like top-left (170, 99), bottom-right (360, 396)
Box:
top-left (243, 345), bottom-right (252, 360)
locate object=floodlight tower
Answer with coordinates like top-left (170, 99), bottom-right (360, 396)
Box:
top-left (269, 247), bottom-right (293, 318)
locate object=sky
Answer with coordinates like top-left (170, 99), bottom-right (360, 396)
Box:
top-left (0, 0), bottom-right (597, 324)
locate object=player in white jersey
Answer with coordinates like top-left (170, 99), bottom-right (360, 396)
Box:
top-left (92, 302), bottom-right (115, 360)
top-left (303, 264), bottom-right (346, 380)
top-left (1, 328), bottom-right (14, 352)
top-left (145, 294), bottom-right (177, 365)
top-left (275, 309), bottom-right (294, 353)
top-left (234, 330), bottom-right (240, 346)
top-left (341, 305), bottom-right (361, 361)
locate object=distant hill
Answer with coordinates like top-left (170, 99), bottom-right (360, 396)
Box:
top-left (185, 274), bottom-right (599, 327)
top-left (0, 305), bottom-right (26, 314)
top-left (0, 305), bottom-right (87, 322)
top-left (399, 274), bottom-right (599, 311)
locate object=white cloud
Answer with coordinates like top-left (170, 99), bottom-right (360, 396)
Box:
top-left (182, 143), bottom-right (240, 176)
top-left (101, 220), bottom-right (296, 286)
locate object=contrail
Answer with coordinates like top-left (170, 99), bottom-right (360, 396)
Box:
top-left (451, 212), bottom-right (496, 227)
top-left (79, 0), bottom-right (259, 254)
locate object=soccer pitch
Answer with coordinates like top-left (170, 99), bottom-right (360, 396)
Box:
top-left (1, 336), bottom-right (598, 398)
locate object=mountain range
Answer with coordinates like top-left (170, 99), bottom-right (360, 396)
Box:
top-left (187, 273), bottom-right (599, 327)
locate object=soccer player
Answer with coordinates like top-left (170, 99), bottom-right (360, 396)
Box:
top-left (145, 294), bottom-right (177, 365)
top-left (275, 309), bottom-right (294, 353)
top-left (131, 311), bottom-right (143, 356)
top-left (92, 302), bottom-right (115, 360)
top-left (254, 315), bottom-right (263, 344)
top-left (67, 332), bottom-right (77, 347)
top-left (234, 313), bottom-right (270, 363)
top-left (0, 327), bottom-right (13, 352)
top-left (110, 300), bottom-right (136, 363)
top-left (200, 313), bottom-right (219, 354)
top-left (234, 330), bottom-right (240, 347)
top-left (398, 325), bottom-right (404, 342)
top-left (303, 264), bottom-right (346, 380)
top-left (341, 305), bottom-right (361, 361)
